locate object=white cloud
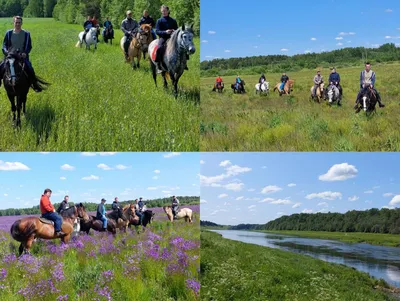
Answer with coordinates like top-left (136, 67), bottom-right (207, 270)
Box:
top-left (339, 32), bottom-right (356, 36)
top-left (224, 183), bottom-right (244, 191)
top-left (224, 50), bottom-right (231, 53)
top-left (288, 183), bottom-right (296, 187)
top-left (224, 202), bottom-right (231, 206)
top-left (152, 176), bottom-right (158, 180)
top-left (225, 165), bottom-right (252, 176)
top-left (218, 194), bottom-right (228, 199)
top-left (99, 152), bottom-right (117, 156)
top-left (248, 188), bottom-right (255, 192)
top-left (389, 195), bottom-right (400, 206)
top-left (81, 152), bottom-right (96, 156)
top-left (219, 160), bottom-right (232, 167)
top-left (259, 198), bottom-right (274, 203)
top-left (40, 152), bottom-right (50, 155)
top-left (385, 36), bottom-right (400, 39)
top-left (348, 196), bottom-right (359, 202)
top-left (311, 37), bottom-right (317, 41)
top-left (236, 196), bottom-right (244, 201)
top-left (162, 190), bottom-right (171, 194)
top-left (319, 163), bottom-right (358, 181)
top-left (364, 190), bottom-right (373, 194)
top-left (337, 43), bottom-right (343, 46)
top-left (4, 194), bottom-right (8, 197)
top-left (208, 31), bottom-right (216, 34)
top-left (335, 37), bottom-right (343, 40)
top-left (248, 205), bottom-right (256, 209)
top-left (147, 187), bottom-right (158, 190)
top-left (281, 48), bottom-right (289, 52)
top-left (382, 206), bottom-right (395, 209)
top-left (200, 174), bottom-right (226, 185)
top-left (200, 199), bottom-right (207, 204)
top-left (201, 40), bottom-right (208, 43)
top-left (385, 9), bottom-right (393, 13)
top-left (97, 163), bottom-right (112, 170)
top-left (163, 152), bottom-right (181, 158)
top-left (200, 160), bottom-right (205, 165)
top-left (82, 175), bottom-right (99, 180)
top-left (292, 202), bottom-right (302, 208)
top-left (383, 193), bottom-right (394, 197)
top-left (115, 164), bottom-right (130, 170)
top-left (302, 209), bottom-right (313, 213)
top-left (61, 164), bottom-right (75, 171)
top-left (0, 161), bottom-right (30, 171)
top-left (60, 177), bottom-right (66, 180)
top-left (270, 199), bottom-right (292, 205)
top-left (306, 191), bottom-right (342, 200)
top-left (304, 50), bottom-right (311, 54)
top-left (261, 185), bottom-right (282, 194)
top-left (318, 202), bottom-right (329, 207)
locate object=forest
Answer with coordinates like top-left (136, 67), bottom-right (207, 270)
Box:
top-left (0, 196), bottom-right (200, 216)
top-left (0, 0), bottom-right (200, 35)
top-left (200, 43), bottom-right (400, 76)
top-left (203, 208), bottom-right (400, 234)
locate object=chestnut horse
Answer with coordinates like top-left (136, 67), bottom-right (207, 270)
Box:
top-left (273, 80), bottom-right (294, 95)
top-left (107, 204), bottom-right (135, 232)
top-left (10, 204), bottom-right (88, 255)
top-left (121, 24), bottom-right (153, 68)
top-left (310, 82), bottom-right (325, 103)
top-left (163, 206), bottom-right (193, 223)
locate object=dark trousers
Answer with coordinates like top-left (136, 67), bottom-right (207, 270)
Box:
top-left (156, 38), bottom-right (166, 62)
top-left (135, 210), bottom-right (143, 224)
top-left (124, 32), bottom-right (132, 54)
top-left (42, 212), bottom-right (62, 232)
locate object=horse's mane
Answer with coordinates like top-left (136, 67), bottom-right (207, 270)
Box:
top-left (166, 27), bottom-right (183, 57)
top-left (141, 24), bottom-right (151, 32)
top-left (122, 204), bottom-right (130, 211)
top-left (61, 206), bottom-right (77, 218)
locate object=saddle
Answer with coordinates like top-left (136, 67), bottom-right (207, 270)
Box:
top-left (39, 216), bottom-right (63, 225)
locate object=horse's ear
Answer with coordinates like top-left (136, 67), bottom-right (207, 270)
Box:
top-left (182, 24), bottom-right (185, 31)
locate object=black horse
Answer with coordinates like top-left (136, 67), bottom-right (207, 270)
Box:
top-left (212, 82), bottom-right (224, 93)
top-left (355, 87), bottom-right (377, 114)
top-left (128, 210), bottom-right (155, 230)
top-left (231, 81), bottom-right (245, 94)
top-left (80, 215), bottom-right (117, 235)
top-left (103, 25), bottom-right (114, 45)
top-left (2, 51), bottom-right (49, 127)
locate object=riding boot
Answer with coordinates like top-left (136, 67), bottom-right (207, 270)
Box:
top-left (376, 92), bottom-right (385, 108)
top-left (82, 33), bottom-right (87, 44)
top-left (123, 40), bottom-right (130, 60)
top-left (155, 49), bottom-right (163, 73)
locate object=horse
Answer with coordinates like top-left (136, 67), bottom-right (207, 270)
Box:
top-left (310, 83), bottom-right (325, 103)
top-left (121, 25), bottom-right (153, 68)
top-left (139, 24), bottom-right (154, 60)
top-left (80, 214), bottom-right (117, 235)
top-left (10, 204), bottom-right (87, 255)
top-left (2, 51), bottom-right (49, 127)
top-left (255, 82), bottom-right (269, 95)
top-left (103, 25), bottom-right (114, 45)
top-left (326, 84), bottom-right (341, 106)
top-left (356, 87), bottom-right (377, 114)
top-left (231, 81), bottom-right (245, 94)
top-left (148, 24), bottom-right (196, 97)
top-left (212, 82), bottom-right (224, 93)
top-left (107, 205), bottom-right (135, 232)
top-left (128, 209), bottom-right (155, 231)
top-left (163, 206), bottom-right (193, 223)
top-left (273, 80), bottom-right (294, 96)
top-left (76, 27), bottom-right (98, 50)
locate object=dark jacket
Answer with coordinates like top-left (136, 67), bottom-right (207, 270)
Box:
top-left (56, 200), bottom-right (69, 214)
top-left (104, 21), bottom-right (112, 28)
top-left (259, 75), bottom-right (266, 83)
top-left (139, 16), bottom-right (155, 28)
top-left (281, 75), bottom-right (289, 83)
top-left (97, 203), bottom-right (105, 219)
top-left (2, 29), bottom-right (32, 57)
top-left (112, 201), bottom-right (120, 211)
top-left (83, 20), bottom-right (93, 29)
top-left (155, 16), bottom-right (178, 39)
top-left (138, 200), bottom-right (144, 210)
top-left (329, 72), bottom-right (340, 84)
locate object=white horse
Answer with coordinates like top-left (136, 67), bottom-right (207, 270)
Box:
top-left (255, 82), bottom-right (269, 95)
top-left (76, 27), bottom-right (98, 50)
top-left (327, 85), bottom-right (341, 105)
top-left (163, 206), bottom-right (193, 223)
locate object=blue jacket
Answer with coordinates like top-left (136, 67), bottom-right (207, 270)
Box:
top-left (360, 70), bottom-right (376, 88)
top-left (155, 16), bottom-right (178, 39)
top-left (138, 200), bottom-right (144, 210)
top-left (139, 16), bottom-right (155, 28)
top-left (97, 203), bottom-right (106, 219)
top-left (2, 29), bottom-right (32, 57)
top-left (83, 20), bottom-right (93, 30)
top-left (329, 72), bottom-right (340, 84)
top-left (103, 21), bottom-right (112, 28)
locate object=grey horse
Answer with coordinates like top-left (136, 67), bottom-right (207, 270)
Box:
top-left (148, 24), bottom-right (196, 97)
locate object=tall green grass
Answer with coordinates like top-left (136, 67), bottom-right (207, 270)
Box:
top-left (0, 18), bottom-right (199, 151)
top-left (201, 64), bottom-right (400, 151)
top-left (201, 231), bottom-right (396, 301)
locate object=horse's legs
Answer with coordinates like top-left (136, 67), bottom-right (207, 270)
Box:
top-left (62, 234), bottom-right (71, 243)
top-left (24, 236), bottom-right (35, 254)
top-left (18, 243), bottom-right (24, 256)
top-left (150, 61), bottom-right (157, 86)
top-left (16, 95), bottom-right (22, 127)
top-left (8, 94), bottom-right (16, 122)
top-left (162, 72), bottom-right (168, 89)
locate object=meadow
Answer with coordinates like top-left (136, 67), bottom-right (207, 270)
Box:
top-left (201, 231), bottom-right (398, 301)
top-left (200, 64), bottom-right (400, 151)
top-left (0, 205), bottom-right (200, 300)
top-left (0, 18), bottom-right (200, 151)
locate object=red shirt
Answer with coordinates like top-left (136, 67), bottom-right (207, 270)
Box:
top-left (216, 77), bottom-right (222, 83)
top-left (40, 194), bottom-right (54, 214)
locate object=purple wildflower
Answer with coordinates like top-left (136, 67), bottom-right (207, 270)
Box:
top-left (0, 268), bottom-right (6, 280)
top-left (2, 253), bottom-right (17, 264)
top-left (57, 294), bottom-right (69, 301)
top-left (102, 270), bottom-right (114, 283)
top-left (52, 263), bottom-right (65, 282)
top-left (186, 278), bottom-right (200, 296)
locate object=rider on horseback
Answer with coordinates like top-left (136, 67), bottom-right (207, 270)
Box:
top-left (0, 16), bottom-right (43, 92)
top-left (328, 68), bottom-right (342, 100)
top-left (259, 73), bottom-right (266, 90)
top-left (354, 62), bottom-right (385, 109)
top-left (56, 195), bottom-right (69, 214)
top-left (235, 75), bottom-right (242, 90)
top-left (103, 17), bottom-right (114, 39)
top-left (121, 10), bottom-right (139, 60)
top-left (96, 198), bottom-right (107, 232)
top-left (135, 198), bottom-right (145, 225)
top-left (216, 75), bottom-right (223, 89)
top-left (172, 195), bottom-right (179, 219)
top-left (280, 73), bottom-right (289, 92)
top-left (312, 70), bottom-right (323, 97)
top-left (82, 16), bottom-right (94, 44)
top-left (40, 188), bottom-right (65, 237)
top-left (139, 10), bottom-right (156, 40)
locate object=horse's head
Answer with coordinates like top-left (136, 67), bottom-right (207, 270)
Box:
top-left (178, 24), bottom-right (196, 55)
top-left (361, 87), bottom-right (375, 112)
top-left (141, 24), bottom-right (151, 33)
top-left (77, 203), bottom-right (90, 221)
top-left (319, 82), bottom-right (324, 91)
top-left (89, 27), bottom-right (97, 40)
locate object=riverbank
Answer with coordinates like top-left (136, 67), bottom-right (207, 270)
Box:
top-left (258, 230), bottom-right (400, 248)
top-left (201, 230), bottom-right (398, 301)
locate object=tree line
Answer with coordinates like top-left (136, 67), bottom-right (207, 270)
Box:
top-left (200, 43), bottom-right (400, 77)
top-left (226, 208), bottom-right (400, 234)
top-left (0, 196), bottom-right (199, 216)
top-left (0, 0), bottom-right (200, 35)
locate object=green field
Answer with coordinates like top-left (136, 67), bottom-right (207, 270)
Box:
top-left (201, 231), bottom-right (397, 301)
top-left (0, 18), bottom-right (199, 151)
top-left (200, 64), bottom-right (400, 151)
top-left (258, 230), bottom-right (400, 248)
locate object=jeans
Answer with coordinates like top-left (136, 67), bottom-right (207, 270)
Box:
top-left (280, 82), bottom-right (285, 90)
top-left (42, 212), bottom-right (62, 232)
top-left (136, 211), bottom-right (143, 224)
top-left (100, 216), bottom-right (107, 228)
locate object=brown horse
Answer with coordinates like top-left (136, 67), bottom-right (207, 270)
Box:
top-left (128, 210), bottom-right (155, 230)
top-left (79, 203), bottom-right (117, 235)
top-left (310, 82), bottom-right (325, 103)
top-left (107, 204), bottom-right (135, 232)
top-left (121, 24), bottom-right (153, 68)
top-left (274, 80), bottom-right (294, 96)
top-left (10, 204), bottom-right (87, 255)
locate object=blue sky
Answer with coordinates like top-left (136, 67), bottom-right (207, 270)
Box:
top-left (201, 0), bottom-right (400, 61)
top-left (200, 153), bottom-right (400, 225)
top-left (0, 152), bottom-right (200, 210)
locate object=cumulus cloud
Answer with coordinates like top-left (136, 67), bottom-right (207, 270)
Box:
top-left (201, 40), bottom-right (208, 43)
top-left (348, 196), bottom-right (359, 202)
top-left (270, 199), bottom-right (292, 205)
top-left (218, 194), bottom-right (228, 199)
top-left (61, 164), bottom-right (75, 171)
top-left (116, 164), bottom-right (130, 170)
top-left (311, 37), bottom-right (317, 41)
top-left (208, 30), bottom-right (216, 34)
top-left (383, 193), bottom-right (394, 197)
top-left (292, 202), bottom-right (302, 208)
top-left (224, 182), bottom-right (244, 191)
top-left (248, 205), bottom-right (256, 209)
top-left (364, 190), bottom-right (373, 194)
top-left (224, 50), bottom-right (231, 53)
top-left (281, 48), bottom-right (289, 52)
top-left (97, 163), bottom-right (112, 170)
top-left (302, 209), bottom-right (313, 213)
top-left (389, 195), bottom-right (400, 206)
top-left (163, 152), bottom-right (181, 158)
top-left (339, 32), bottom-right (356, 36)
top-left (288, 183), bottom-right (296, 187)
top-left (0, 161), bottom-right (30, 171)
top-left (236, 196), bottom-right (244, 201)
top-left (200, 160), bottom-right (205, 165)
top-left (306, 191), bottom-right (342, 200)
top-left (335, 37), bottom-right (343, 40)
top-left (318, 202), bottom-right (329, 207)
top-left (200, 199), bottom-right (207, 204)
top-left (259, 198), bottom-right (274, 203)
top-left (261, 185), bottom-right (282, 194)
top-left (60, 177), bottom-right (66, 180)
top-left (82, 175), bottom-right (99, 180)
top-left (219, 160), bottom-right (232, 167)
top-left (319, 163), bottom-right (358, 181)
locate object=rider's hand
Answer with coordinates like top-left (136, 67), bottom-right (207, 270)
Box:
top-left (330, 82), bottom-right (333, 85)
top-left (166, 29), bottom-right (173, 34)
top-left (21, 53), bottom-right (26, 58)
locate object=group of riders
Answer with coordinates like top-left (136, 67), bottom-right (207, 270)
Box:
top-left (40, 188), bottom-right (181, 236)
top-left (214, 62), bottom-right (385, 110)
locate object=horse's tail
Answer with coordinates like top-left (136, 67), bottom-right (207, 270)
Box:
top-left (75, 41), bottom-right (81, 48)
top-left (10, 220), bottom-right (36, 242)
top-left (35, 76), bottom-right (50, 91)
top-left (273, 86), bottom-right (277, 92)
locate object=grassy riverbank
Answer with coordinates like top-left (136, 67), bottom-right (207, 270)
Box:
top-left (201, 231), bottom-right (397, 301)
